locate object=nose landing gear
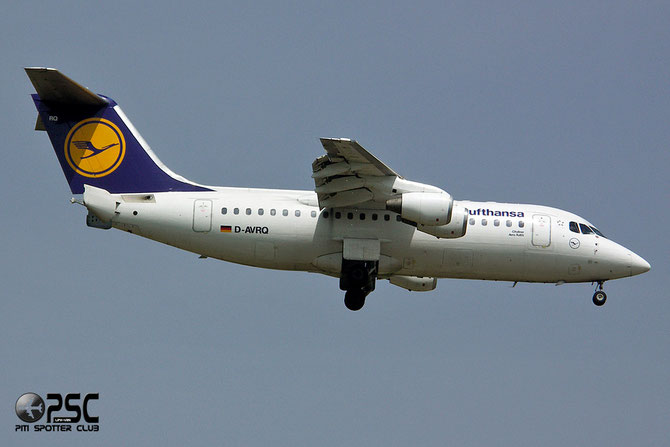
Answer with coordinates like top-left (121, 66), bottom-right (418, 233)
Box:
top-left (592, 281), bottom-right (607, 306)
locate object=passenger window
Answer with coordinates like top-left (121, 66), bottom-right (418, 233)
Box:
top-left (569, 221), bottom-right (579, 233)
top-left (234, 208), bottom-right (239, 215)
top-left (221, 207), bottom-right (227, 215)
top-left (481, 219), bottom-right (487, 226)
top-left (323, 211), bottom-right (329, 219)
top-left (518, 221), bottom-right (525, 228)
top-left (372, 214), bottom-right (378, 221)
top-left (295, 210), bottom-right (301, 217)
top-left (396, 215), bottom-right (402, 222)
top-left (469, 218), bottom-right (475, 226)
top-left (494, 219), bottom-right (500, 227)
top-left (506, 220), bottom-right (512, 227)
top-left (347, 212), bottom-right (353, 220)
top-left (258, 208), bottom-right (264, 215)
top-left (246, 208), bottom-right (251, 215)
top-left (282, 209), bottom-right (288, 216)
top-left (311, 210), bottom-right (317, 218)
top-left (579, 223), bottom-right (593, 234)
top-left (270, 209), bottom-right (276, 216)
top-left (384, 214), bottom-right (390, 221)
top-left (335, 212), bottom-right (341, 219)
top-left (360, 213), bottom-right (365, 220)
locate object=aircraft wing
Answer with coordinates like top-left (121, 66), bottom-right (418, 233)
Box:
top-left (312, 138), bottom-right (402, 209)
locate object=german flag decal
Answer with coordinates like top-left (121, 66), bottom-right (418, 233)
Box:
top-left (220, 225), bottom-right (232, 233)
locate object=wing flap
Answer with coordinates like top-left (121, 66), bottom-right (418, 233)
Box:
top-left (311, 161), bottom-right (369, 179)
top-left (319, 188), bottom-right (374, 208)
top-left (312, 138), bottom-right (401, 209)
top-left (315, 176), bottom-right (366, 194)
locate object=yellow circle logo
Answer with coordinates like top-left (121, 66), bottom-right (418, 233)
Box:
top-left (64, 118), bottom-right (125, 178)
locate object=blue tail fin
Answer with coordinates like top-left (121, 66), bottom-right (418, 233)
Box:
top-left (26, 67), bottom-right (212, 194)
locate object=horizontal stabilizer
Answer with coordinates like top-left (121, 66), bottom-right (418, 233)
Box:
top-left (35, 114), bottom-right (45, 131)
top-left (25, 67), bottom-right (108, 107)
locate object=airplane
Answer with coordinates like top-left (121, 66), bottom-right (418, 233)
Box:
top-left (22, 402), bottom-right (43, 420)
top-left (25, 67), bottom-right (650, 311)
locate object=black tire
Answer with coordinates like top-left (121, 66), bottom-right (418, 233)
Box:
top-left (592, 290), bottom-right (607, 306)
top-left (344, 290), bottom-right (366, 311)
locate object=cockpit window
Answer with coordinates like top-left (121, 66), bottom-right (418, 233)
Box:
top-left (579, 223), bottom-right (593, 235)
top-left (589, 226), bottom-right (605, 237)
top-left (571, 220), bottom-right (605, 237)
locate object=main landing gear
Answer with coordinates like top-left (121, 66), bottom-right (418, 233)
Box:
top-left (340, 259), bottom-right (378, 311)
top-left (592, 281), bottom-right (607, 306)
top-left (344, 289), bottom-right (367, 311)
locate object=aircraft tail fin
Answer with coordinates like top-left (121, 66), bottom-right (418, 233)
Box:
top-left (26, 67), bottom-right (211, 194)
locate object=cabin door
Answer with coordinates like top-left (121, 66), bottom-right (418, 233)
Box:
top-left (193, 200), bottom-right (212, 232)
top-left (531, 214), bottom-right (551, 247)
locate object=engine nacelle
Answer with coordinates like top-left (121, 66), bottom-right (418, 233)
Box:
top-left (417, 204), bottom-right (468, 239)
top-left (386, 192), bottom-right (453, 226)
top-left (389, 276), bottom-right (437, 292)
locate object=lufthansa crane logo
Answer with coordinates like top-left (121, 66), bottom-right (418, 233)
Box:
top-left (64, 118), bottom-right (125, 178)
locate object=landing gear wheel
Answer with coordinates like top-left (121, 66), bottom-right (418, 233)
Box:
top-left (592, 290), bottom-right (607, 306)
top-left (344, 290), bottom-right (366, 311)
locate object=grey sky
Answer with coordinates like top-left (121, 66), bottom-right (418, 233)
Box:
top-left (2, 1), bottom-right (668, 445)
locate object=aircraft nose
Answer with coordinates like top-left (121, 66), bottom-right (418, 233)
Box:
top-left (598, 239), bottom-right (649, 279)
top-left (629, 252), bottom-right (651, 276)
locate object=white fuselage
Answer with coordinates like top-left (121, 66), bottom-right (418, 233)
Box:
top-left (103, 187), bottom-right (647, 285)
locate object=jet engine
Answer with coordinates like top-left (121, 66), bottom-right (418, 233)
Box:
top-left (386, 192), bottom-right (453, 226)
top-left (416, 204), bottom-right (468, 239)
